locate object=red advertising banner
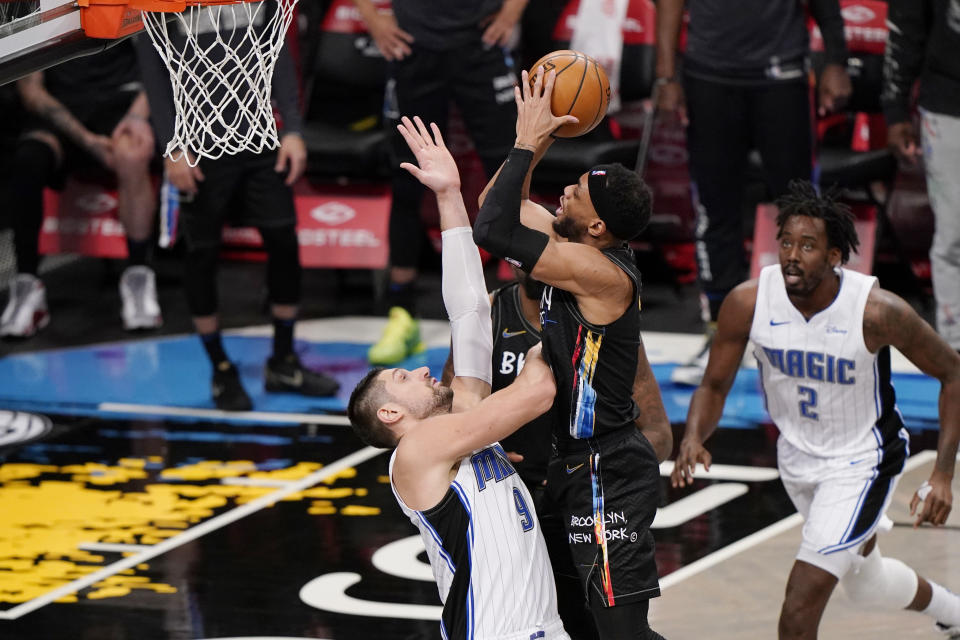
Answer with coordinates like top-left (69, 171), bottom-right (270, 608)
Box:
top-left (39, 179), bottom-right (128, 258)
top-left (223, 182), bottom-right (391, 269)
top-left (809, 0), bottom-right (887, 55)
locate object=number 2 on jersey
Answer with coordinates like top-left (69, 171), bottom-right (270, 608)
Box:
top-left (513, 488), bottom-right (534, 532)
top-left (798, 385), bottom-right (818, 419)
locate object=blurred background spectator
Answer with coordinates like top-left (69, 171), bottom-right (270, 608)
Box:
top-left (655, 0), bottom-right (852, 386)
top-left (135, 8), bottom-right (340, 411)
top-left (883, 0), bottom-right (960, 352)
top-left (0, 42), bottom-right (160, 339)
top-left (351, 0), bottom-right (524, 366)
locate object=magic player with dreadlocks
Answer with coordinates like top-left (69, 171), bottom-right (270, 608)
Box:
top-left (672, 180), bottom-right (960, 639)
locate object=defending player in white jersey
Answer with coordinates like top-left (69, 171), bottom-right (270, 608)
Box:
top-left (347, 116), bottom-right (570, 640)
top-left (672, 181), bottom-right (960, 639)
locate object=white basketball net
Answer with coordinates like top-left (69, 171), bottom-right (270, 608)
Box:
top-left (140, 0), bottom-right (298, 165)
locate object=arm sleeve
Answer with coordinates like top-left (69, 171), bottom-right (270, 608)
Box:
top-left (472, 148), bottom-right (550, 273)
top-left (271, 42), bottom-right (304, 136)
top-left (442, 227), bottom-right (493, 384)
top-left (881, 0), bottom-right (930, 125)
top-left (133, 33), bottom-right (177, 150)
top-left (809, 0), bottom-right (849, 67)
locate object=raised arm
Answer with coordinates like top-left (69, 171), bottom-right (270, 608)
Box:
top-left (672, 281), bottom-right (757, 487)
top-left (863, 287), bottom-right (960, 527)
top-left (473, 69), bottom-right (631, 318)
top-left (397, 116), bottom-right (492, 403)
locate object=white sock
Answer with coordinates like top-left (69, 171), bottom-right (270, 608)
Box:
top-left (923, 581), bottom-right (960, 627)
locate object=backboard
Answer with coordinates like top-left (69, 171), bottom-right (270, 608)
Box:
top-left (0, 0), bottom-right (142, 86)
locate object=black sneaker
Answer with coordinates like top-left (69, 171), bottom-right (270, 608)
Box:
top-left (211, 362), bottom-right (253, 411)
top-left (264, 353), bottom-right (340, 397)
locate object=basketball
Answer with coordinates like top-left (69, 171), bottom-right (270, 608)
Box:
top-left (528, 50), bottom-right (610, 138)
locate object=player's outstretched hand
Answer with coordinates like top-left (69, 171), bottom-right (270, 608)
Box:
top-left (910, 472), bottom-right (953, 528)
top-left (671, 438), bottom-right (712, 488)
top-left (514, 67), bottom-right (578, 151)
top-left (397, 116), bottom-right (461, 195)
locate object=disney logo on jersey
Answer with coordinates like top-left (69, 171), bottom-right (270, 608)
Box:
top-left (470, 444), bottom-right (516, 491)
top-left (499, 350), bottom-right (526, 376)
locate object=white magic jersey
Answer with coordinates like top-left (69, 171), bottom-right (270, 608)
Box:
top-left (750, 265), bottom-right (907, 460)
top-left (389, 444), bottom-right (568, 640)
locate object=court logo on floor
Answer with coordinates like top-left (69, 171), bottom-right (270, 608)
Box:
top-left (0, 411), bottom-right (52, 447)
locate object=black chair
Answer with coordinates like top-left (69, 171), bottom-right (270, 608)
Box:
top-left (298, 0), bottom-right (391, 182)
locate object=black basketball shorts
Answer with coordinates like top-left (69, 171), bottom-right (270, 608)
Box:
top-left (546, 427), bottom-right (662, 607)
top-left (179, 150), bottom-right (297, 249)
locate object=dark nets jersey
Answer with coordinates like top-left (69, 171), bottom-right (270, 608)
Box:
top-left (490, 284), bottom-right (551, 488)
top-left (540, 246), bottom-right (642, 445)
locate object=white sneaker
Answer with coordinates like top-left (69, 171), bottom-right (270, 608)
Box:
top-left (120, 265), bottom-right (162, 331)
top-left (0, 274), bottom-right (50, 338)
top-left (670, 333), bottom-right (713, 386)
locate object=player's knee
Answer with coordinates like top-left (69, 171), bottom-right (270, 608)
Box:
top-left (840, 546), bottom-right (918, 609)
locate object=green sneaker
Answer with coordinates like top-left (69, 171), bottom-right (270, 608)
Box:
top-left (368, 306), bottom-right (426, 365)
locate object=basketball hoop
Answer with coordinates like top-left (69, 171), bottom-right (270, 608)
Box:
top-left (79, 0), bottom-right (298, 165)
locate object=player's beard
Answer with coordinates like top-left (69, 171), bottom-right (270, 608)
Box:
top-left (432, 385), bottom-right (454, 415)
top-left (553, 215), bottom-right (586, 242)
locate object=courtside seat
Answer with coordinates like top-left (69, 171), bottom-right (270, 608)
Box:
top-left (810, 0), bottom-right (892, 191)
top-left (818, 147), bottom-right (895, 190)
top-left (299, 0), bottom-right (390, 181)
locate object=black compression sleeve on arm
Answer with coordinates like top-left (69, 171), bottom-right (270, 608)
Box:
top-left (473, 147), bottom-right (550, 273)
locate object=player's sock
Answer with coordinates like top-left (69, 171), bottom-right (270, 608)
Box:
top-left (924, 582), bottom-right (960, 627)
top-left (272, 316), bottom-right (295, 359)
top-left (200, 330), bottom-right (229, 368)
top-left (126, 237), bottom-right (152, 267)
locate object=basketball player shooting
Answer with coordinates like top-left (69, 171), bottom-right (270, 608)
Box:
top-left (472, 68), bottom-right (668, 639)
top-left (672, 181), bottom-right (960, 639)
top-left (347, 116), bottom-right (571, 640)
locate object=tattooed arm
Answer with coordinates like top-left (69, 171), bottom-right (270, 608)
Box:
top-left (864, 286), bottom-right (960, 527)
top-left (17, 72), bottom-right (111, 165)
top-left (634, 338), bottom-right (672, 462)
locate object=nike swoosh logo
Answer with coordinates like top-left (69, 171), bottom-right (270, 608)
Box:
top-left (565, 463), bottom-right (585, 474)
top-left (770, 320), bottom-right (791, 326)
top-left (273, 371), bottom-right (303, 387)
top-left (502, 328), bottom-right (527, 338)
top-left (849, 458), bottom-right (866, 465)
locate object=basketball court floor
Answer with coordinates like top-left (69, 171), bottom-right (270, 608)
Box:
top-left (0, 257), bottom-right (956, 640)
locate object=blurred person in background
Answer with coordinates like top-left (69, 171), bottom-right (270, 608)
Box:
top-left (1, 42), bottom-right (160, 338)
top-left (135, 10), bottom-right (339, 411)
top-left (352, 0), bottom-right (526, 366)
top-left (883, 0), bottom-right (960, 355)
top-left (656, 0), bottom-right (852, 385)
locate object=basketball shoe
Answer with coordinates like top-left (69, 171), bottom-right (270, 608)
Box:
top-left (368, 306), bottom-right (425, 365)
top-left (211, 361), bottom-right (253, 411)
top-left (264, 353), bottom-right (339, 396)
top-left (0, 274), bottom-right (50, 338)
top-left (120, 266), bottom-right (163, 331)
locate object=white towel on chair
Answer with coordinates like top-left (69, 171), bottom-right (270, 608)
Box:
top-left (570, 0), bottom-right (628, 114)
